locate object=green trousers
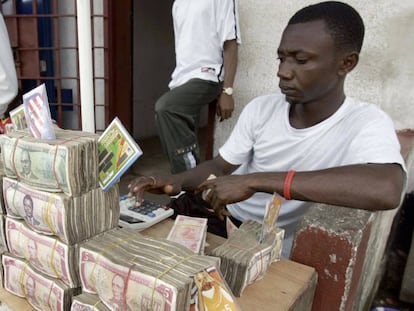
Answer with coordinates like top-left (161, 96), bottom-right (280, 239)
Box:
top-left (155, 78), bottom-right (222, 174)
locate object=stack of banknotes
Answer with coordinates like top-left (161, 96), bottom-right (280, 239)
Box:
top-left (2, 177), bottom-right (119, 244)
top-left (2, 253), bottom-right (81, 310)
top-left (1, 128), bottom-right (100, 196)
top-left (209, 220), bottom-right (284, 297)
top-left (79, 227), bottom-right (220, 311)
top-left (0, 128), bottom-right (122, 311)
top-left (167, 215), bottom-right (207, 254)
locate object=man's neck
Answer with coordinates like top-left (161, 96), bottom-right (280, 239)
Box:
top-left (289, 92), bottom-right (346, 129)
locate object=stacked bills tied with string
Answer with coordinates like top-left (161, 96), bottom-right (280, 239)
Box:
top-left (2, 177), bottom-right (119, 244)
top-left (78, 227), bottom-right (221, 311)
top-left (209, 194), bottom-right (285, 297)
top-left (2, 253), bottom-right (81, 310)
top-left (1, 128), bottom-right (100, 196)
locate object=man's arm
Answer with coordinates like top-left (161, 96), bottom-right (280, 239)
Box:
top-left (198, 163), bottom-right (405, 219)
top-left (217, 39), bottom-right (238, 121)
top-left (127, 155), bottom-right (239, 205)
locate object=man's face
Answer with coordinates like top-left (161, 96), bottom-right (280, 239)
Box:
top-left (277, 20), bottom-right (342, 105)
top-left (21, 152), bottom-right (31, 175)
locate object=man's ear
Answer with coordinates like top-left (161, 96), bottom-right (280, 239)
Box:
top-left (338, 52), bottom-right (359, 76)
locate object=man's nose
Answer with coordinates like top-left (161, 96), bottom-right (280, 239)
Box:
top-left (277, 61), bottom-right (294, 80)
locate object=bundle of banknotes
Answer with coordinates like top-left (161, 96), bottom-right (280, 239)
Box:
top-left (5, 217), bottom-right (80, 287)
top-left (2, 177), bottom-right (120, 244)
top-left (167, 215), bottom-right (207, 254)
top-left (1, 128), bottom-right (100, 196)
top-left (79, 227), bottom-right (220, 311)
top-left (2, 253), bottom-right (81, 311)
top-left (209, 220), bottom-right (284, 297)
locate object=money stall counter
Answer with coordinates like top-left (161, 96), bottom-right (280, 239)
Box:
top-left (146, 219), bottom-right (318, 311)
top-left (0, 218), bottom-right (317, 311)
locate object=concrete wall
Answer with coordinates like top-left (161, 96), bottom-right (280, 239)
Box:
top-left (132, 0), bottom-right (175, 139)
top-left (214, 0), bottom-right (414, 151)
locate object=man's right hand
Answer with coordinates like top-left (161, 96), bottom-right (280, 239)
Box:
top-left (127, 175), bottom-right (181, 206)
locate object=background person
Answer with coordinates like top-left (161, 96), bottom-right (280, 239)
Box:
top-left (129, 1), bottom-right (406, 258)
top-left (0, 12), bottom-right (19, 132)
top-left (155, 0), bottom-right (241, 174)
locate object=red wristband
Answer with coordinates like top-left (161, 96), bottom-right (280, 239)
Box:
top-left (283, 170), bottom-right (296, 200)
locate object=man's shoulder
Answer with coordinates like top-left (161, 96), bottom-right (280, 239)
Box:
top-left (247, 92), bottom-right (286, 108)
top-left (345, 97), bottom-right (392, 122)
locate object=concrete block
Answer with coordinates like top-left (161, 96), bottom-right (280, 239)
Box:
top-left (291, 205), bottom-right (374, 311)
top-left (400, 226), bottom-right (414, 303)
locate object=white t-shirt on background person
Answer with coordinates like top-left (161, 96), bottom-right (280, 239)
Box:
top-left (169, 0), bottom-right (241, 89)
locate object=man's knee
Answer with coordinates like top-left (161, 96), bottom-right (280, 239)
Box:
top-left (155, 91), bottom-right (177, 116)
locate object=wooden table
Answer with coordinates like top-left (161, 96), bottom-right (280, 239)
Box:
top-left (0, 220), bottom-right (317, 311)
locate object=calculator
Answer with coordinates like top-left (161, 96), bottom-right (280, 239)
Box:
top-left (118, 195), bottom-right (174, 230)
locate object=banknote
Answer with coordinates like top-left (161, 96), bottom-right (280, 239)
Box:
top-left (23, 83), bottom-right (56, 140)
top-left (259, 194), bottom-right (282, 243)
top-left (167, 215), bottom-right (207, 254)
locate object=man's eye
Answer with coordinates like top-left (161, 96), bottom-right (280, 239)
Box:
top-left (296, 58), bottom-right (308, 64)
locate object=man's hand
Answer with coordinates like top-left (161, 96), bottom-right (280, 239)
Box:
top-left (197, 175), bottom-right (256, 220)
top-left (216, 94), bottom-right (235, 122)
top-left (127, 175), bottom-right (181, 206)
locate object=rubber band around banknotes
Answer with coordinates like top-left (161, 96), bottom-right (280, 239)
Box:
top-left (19, 262), bottom-right (29, 297)
top-left (148, 254), bottom-right (198, 311)
top-left (10, 180), bottom-right (19, 216)
top-left (46, 279), bottom-right (55, 310)
top-left (44, 193), bottom-right (58, 237)
top-left (93, 298), bottom-right (105, 308)
top-left (89, 233), bottom-right (141, 288)
top-left (10, 136), bottom-right (25, 180)
top-left (51, 135), bottom-right (99, 194)
top-left (122, 262), bottom-right (136, 309)
top-left (50, 239), bottom-right (61, 278)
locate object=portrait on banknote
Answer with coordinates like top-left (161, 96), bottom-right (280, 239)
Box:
top-left (23, 194), bottom-right (40, 226)
top-left (24, 275), bottom-right (40, 307)
top-left (20, 150), bottom-right (38, 180)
